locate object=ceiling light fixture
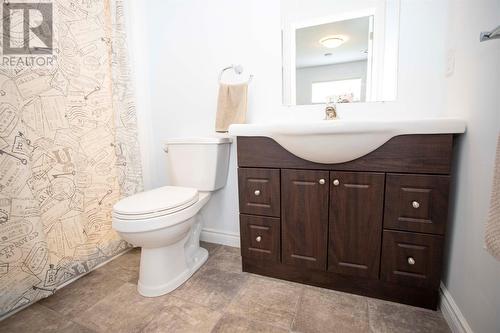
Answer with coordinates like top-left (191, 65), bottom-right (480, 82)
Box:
top-left (319, 36), bottom-right (345, 49)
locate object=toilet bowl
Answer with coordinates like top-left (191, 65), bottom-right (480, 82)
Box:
top-left (112, 137), bottom-right (231, 297)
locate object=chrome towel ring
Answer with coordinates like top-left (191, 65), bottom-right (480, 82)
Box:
top-left (218, 64), bottom-right (253, 84)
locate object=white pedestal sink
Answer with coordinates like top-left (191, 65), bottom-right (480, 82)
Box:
top-left (228, 118), bottom-right (466, 164)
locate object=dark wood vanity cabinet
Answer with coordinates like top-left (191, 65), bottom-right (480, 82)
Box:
top-left (237, 135), bottom-right (455, 310)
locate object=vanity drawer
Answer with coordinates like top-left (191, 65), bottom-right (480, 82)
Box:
top-left (238, 168), bottom-right (280, 217)
top-left (381, 230), bottom-right (443, 289)
top-left (384, 174), bottom-right (450, 235)
top-left (240, 214), bottom-right (280, 263)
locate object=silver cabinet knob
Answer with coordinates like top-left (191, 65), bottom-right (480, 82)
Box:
top-left (319, 179), bottom-right (325, 185)
top-left (412, 201), bottom-right (420, 209)
top-left (254, 190), bottom-right (261, 196)
top-left (333, 179), bottom-right (340, 186)
top-left (407, 257), bottom-right (416, 265)
top-left (256, 236), bottom-right (262, 242)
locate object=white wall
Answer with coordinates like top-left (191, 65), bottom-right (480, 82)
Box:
top-left (129, 0), bottom-right (449, 245)
top-left (442, 0), bottom-right (500, 332)
top-left (296, 60), bottom-right (368, 104)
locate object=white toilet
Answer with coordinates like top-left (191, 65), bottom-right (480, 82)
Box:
top-left (112, 137), bottom-right (232, 297)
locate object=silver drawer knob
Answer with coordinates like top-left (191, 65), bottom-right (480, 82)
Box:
top-left (319, 179), bottom-right (325, 185)
top-left (254, 190), bottom-right (261, 196)
top-left (333, 179), bottom-right (340, 186)
top-left (407, 257), bottom-right (416, 265)
top-left (256, 236), bottom-right (262, 242)
top-left (412, 201), bottom-right (420, 209)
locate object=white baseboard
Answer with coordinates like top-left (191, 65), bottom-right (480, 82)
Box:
top-left (439, 282), bottom-right (474, 333)
top-left (201, 228), bottom-right (240, 248)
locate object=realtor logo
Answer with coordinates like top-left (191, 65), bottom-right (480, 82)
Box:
top-left (2, 2), bottom-right (53, 55)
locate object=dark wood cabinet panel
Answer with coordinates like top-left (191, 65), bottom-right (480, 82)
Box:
top-left (384, 174), bottom-right (450, 235)
top-left (240, 214), bottom-right (280, 263)
top-left (238, 168), bottom-right (280, 217)
top-left (381, 230), bottom-right (444, 289)
top-left (328, 171), bottom-right (385, 278)
top-left (237, 135), bottom-right (453, 175)
top-left (243, 259), bottom-right (439, 309)
top-left (281, 169), bottom-right (329, 270)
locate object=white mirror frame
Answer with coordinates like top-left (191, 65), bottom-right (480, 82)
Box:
top-left (281, 0), bottom-right (400, 106)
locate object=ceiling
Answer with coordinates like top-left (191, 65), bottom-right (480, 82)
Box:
top-left (295, 16), bottom-right (370, 68)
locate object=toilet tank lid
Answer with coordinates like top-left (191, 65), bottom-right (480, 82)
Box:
top-left (164, 137), bottom-right (232, 145)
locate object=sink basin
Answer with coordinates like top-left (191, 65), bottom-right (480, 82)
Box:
top-left (228, 118), bottom-right (466, 164)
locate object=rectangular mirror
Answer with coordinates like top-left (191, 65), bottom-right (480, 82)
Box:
top-left (281, 0), bottom-right (400, 105)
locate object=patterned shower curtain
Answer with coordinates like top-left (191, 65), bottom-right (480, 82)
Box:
top-left (0, 0), bottom-right (143, 318)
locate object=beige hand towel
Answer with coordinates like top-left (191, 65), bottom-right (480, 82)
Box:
top-left (215, 83), bottom-right (248, 132)
top-left (486, 133), bottom-right (500, 261)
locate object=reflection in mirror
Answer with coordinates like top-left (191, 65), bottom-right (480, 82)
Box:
top-left (281, 0), bottom-right (400, 106)
top-left (296, 16), bottom-right (372, 104)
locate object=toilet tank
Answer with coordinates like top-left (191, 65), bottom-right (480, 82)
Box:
top-left (164, 137), bottom-right (232, 191)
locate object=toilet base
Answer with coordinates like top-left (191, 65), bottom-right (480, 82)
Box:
top-left (136, 214), bottom-right (209, 297)
top-left (113, 195), bottom-right (213, 298)
top-left (137, 246), bottom-right (208, 297)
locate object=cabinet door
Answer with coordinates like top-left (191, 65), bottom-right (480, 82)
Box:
top-left (281, 169), bottom-right (329, 270)
top-left (384, 174), bottom-right (450, 235)
top-left (381, 230), bottom-right (444, 289)
top-left (238, 168), bottom-right (280, 217)
top-left (328, 171), bottom-right (385, 278)
top-left (240, 214), bottom-right (280, 263)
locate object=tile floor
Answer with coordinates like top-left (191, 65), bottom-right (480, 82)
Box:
top-left (0, 243), bottom-right (451, 333)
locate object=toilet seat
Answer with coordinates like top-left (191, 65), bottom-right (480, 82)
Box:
top-left (112, 191), bottom-right (211, 234)
top-left (113, 186), bottom-right (199, 220)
